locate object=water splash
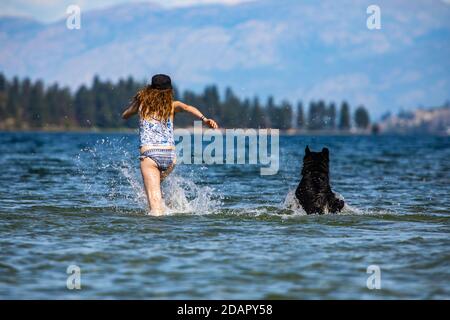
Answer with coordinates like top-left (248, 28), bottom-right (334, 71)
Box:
top-left (118, 163), bottom-right (147, 208)
top-left (280, 189), bottom-right (393, 217)
top-left (75, 137), bottom-right (394, 218)
top-left (75, 137), bottom-right (222, 215)
top-left (282, 189), bottom-right (307, 216)
top-left (163, 174), bottom-right (223, 215)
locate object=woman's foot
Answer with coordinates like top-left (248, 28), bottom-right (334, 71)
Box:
top-left (148, 209), bottom-right (164, 216)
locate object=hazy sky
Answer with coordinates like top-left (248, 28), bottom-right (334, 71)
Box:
top-left (0, 0), bottom-right (254, 22)
top-left (1, 0), bottom-right (449, 117)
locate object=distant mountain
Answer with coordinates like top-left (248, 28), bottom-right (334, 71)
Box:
top-left (1, 0), bottom-right (450, 119)
top-left (378, 105), bottom-right (450, 135)
top-left (0, 16), bottom-right (44, 34)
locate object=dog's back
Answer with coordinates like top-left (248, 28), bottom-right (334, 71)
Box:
top-left (295, 146), bottom-right (344, 214)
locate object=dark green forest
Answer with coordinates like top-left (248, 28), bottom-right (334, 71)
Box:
top-left (0, 73), bottom-right (371, 131)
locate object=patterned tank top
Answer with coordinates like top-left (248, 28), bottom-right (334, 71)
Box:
top-left (139, 116), bottom-right (174, 148)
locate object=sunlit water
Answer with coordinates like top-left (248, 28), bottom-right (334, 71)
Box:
top-left (0, 132), bottom-right (449, 299)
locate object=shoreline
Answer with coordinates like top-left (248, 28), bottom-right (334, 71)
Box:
top-left (0, 126), bottom-right (373, 136)
top-left (0, 127), bottom-right (447, 136)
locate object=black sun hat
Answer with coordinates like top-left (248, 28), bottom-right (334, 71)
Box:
top-left (149, 74), bottom-right (172, 90)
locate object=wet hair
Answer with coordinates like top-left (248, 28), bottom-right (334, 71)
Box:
top-left (134, 85), bottom-right (173, 121)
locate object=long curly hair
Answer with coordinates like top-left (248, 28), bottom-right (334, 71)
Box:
top-left (134, 85), bottom-right (173, 121)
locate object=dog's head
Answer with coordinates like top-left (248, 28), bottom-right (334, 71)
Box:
top-left (301, 146), bottom-right (329, 175)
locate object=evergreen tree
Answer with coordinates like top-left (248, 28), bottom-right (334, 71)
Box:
top-left (339, 101), bottom-right (351, 130)
top-left (45, 84), bottom-right (60, 125)
top-left (309, 101), bottom-right (327, 130)
top-left (316, 100), bottom-right (326, 130)
top-left (250, 97), bottom-right (266, 129)
top-left (0, 74), bottom-right (372, 131)
top-left (308, 101), bottom-right (317, 130)
top-left (354, 105), bottom-right (370, 129)
top-left (20, 78), bottom-right (32, 124)
top-left (203, 85), bottom-right (220, 121)
top-left (266, 96), bottom-right (277, 128)
top-left (296, 102), bottom-right (304, 129)
top-left (93, 77), bottom-right (113, 128)
top-left (0, 73), bottom-right (5, 91)
top-left (6, 77), bottom-right (20, 121)
top-left (59, 87), bottom-right (75, 127)
top-left (29, 80), bottom-right (46, 127)
top-left (327, 102), bottom-right (336, 130)
top-left (222, 87), bottom-right (241, 128)
top-left (279, 100), bottom-right (293, 130)
top-left (240, 98), bottom-right (251, 128)
top-left (0, 73), bottom-right (7, 120)
top-left (173, 86), bottom-right (180, 101)
top-left (75, 85), bottom-right (95, 127)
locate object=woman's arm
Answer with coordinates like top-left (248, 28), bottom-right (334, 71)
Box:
top-left (173, 101), bottom-right (219, 129)
top-left (122, 99), bottom-right (139, 120)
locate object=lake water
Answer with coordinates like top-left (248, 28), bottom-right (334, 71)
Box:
top-left (0, 132), bottom-right (449, 299)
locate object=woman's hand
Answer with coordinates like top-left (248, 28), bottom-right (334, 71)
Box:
top-left (203, 118), bottom-right (219, 129)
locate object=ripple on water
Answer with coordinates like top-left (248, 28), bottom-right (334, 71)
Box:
top-left (0, 134), bottom-right (449, 299)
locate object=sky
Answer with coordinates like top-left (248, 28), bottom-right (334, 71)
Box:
top-left (1, 0), bottom-right (449, 119)
top-left (0, 0), bottom-right (254, 22)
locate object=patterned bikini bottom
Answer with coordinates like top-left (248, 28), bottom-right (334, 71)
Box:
top-left (139, 149), bottom-right (176, 172)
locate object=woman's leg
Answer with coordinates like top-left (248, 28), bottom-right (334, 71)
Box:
top-left (160, 154), bottom-right (176, 182)
top-left (160, 164), bottom-right (175, 182)
top-left (140, 157), bottom-right (164, 215)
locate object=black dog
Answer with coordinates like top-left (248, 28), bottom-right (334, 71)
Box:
top-left (295, 146), bottom-right (344, 215)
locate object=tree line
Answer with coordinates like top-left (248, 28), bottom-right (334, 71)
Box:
top-left (0, 73), bottom-right (371, 130)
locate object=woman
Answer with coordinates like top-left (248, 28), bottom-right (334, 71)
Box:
top-left (122, 74), bottom-right (218, 216)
